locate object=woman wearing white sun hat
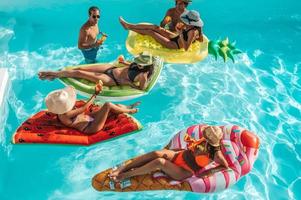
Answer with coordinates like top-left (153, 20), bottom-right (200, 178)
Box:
top-left (45, 84), bottom-right (140, 135)
top-left (119, 9), bottom-right (204, 50)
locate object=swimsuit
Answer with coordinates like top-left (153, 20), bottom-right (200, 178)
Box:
top-left (57, 114), bottom-right (94, 132)
top-left (172, 137), bottom-right (221, 174)
top-left (103, 67), bottom-right (121, 86)
top-left (170, 28), bottom-right (198, 49)
top-left (73, 115), bottom-right (95, 132)
top-left (128, 62), bottom-right (148, 82)
top-left (103, 62), bottom-right (148, 86)
top-left (81, 45), bottom-right (99, 63)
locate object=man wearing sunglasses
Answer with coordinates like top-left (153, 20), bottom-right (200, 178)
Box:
top-left (78, 6), bottom-right (107, 63)
top-left (160, 0), bottom-right (191, 32)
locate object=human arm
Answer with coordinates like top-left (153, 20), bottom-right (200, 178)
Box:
top-left (138, 72), bottom-right (149, 90)
top-left (64, 83), bottom-right (102, 118)
top-left (215, 150), bottom-right (229, 168)
top-left (178, 29), bottom-right (198, 51)
top-left (198, 27), bottom-right (204, 42)
top-left (95, 34), bottom-right (107, 46)
top-left (64, 95), bottom-right (96, 118)
top-left (196, 165), bottom-right (227, 178)
top-left (129, 72), bottom-right (150, 90)
top-left (78, 28), bottom-right (106, 49)
top-left (128, 82), bottom-right (141, 90)
top-left (163, 141), bottom-right (185, 151)
top-left (117, 55), bottom-right (131, 66)
top-left (160, 10), bottom-right (172, 28)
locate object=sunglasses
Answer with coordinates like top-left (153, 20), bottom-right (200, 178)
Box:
top-left (92, 15), bottom-right (100, 19)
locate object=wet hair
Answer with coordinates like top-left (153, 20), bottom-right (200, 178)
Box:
top-left (189, 26), bottom-right (203, 42)
top-left (130, 62), bottom-right (155, 79)
top-left (88, 6), bottom-right (100, 15)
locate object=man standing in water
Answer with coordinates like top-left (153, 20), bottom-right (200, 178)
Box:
top-left (78, 6), bottom-right (107, 63)
top-left (160, 0), bottom-right (192, 32)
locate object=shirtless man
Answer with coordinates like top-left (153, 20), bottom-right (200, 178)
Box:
top-left (78, 6), bottom-right (107, 63)
top-left (160, 0), bottom-right (191, 32)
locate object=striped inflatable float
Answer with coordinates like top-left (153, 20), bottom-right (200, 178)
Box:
top-left (91, 124), bottom-right (259, 193)
top-left (168, 124), bottom-right (260, 193)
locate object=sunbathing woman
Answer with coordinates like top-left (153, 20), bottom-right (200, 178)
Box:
top-left (45, 84), bottom-right (140, 135)
top-left (38, 54), bottom-right (154, 90)
top-left (120, 10), bottom-right (204, 51)
top-left (109, 126), bottom-right (229, 181)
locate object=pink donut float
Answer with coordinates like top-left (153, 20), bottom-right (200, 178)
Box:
top-left (168, 124), bottom-right (260, 193)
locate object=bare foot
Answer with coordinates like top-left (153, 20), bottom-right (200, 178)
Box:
top-left (110, 172), bottom-right (127, 183)
top-left (129, 108), bottom-right (139, 114)
top-left (38, 71), bottom-right (58, 80)
top-left (109, 165), bottom-right (126, 182)
top-left (119, 17), bottom-right (131, 30)
top-left (128, 101), bottom-right (141, 109)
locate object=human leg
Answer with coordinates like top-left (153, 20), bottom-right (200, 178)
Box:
top-left (73, 64), bottom-right (115, 73)
top-left (38, 69), bottom-right (113, 85)
top-left (116, 158), bottom-right (193, 181)
top-left (115, 101), bottom-right (141, 109)
top-left (119, 17), bottom-right (176, 38)
top-left (84, 102), bottom-right (138, 134)
top-left (110, 149), bottom-right (178, 178)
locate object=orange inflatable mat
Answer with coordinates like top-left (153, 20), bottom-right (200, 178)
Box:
top-left (12, 101), bottom-right (142, 145)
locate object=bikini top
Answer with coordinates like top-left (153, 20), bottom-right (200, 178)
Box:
top-left (128, 62), bottom-right (152, 82)
top-left (57, 113), bottom-right (94, 127)
top-left (182, 28), bottom-right (195, 41)
top-left (172, 27), bottom-right (200, 42)
top-left (182, 136), bottom-right (221, 172)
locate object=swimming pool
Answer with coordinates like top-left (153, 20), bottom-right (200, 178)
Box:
top-left (1, 0), bottom-right (301, 199)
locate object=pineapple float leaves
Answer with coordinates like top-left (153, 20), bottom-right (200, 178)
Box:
top-left (208, 37), bottom-right (242, 62)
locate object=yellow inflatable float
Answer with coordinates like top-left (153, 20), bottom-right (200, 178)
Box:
top-left (126, 30), bottom-right (209, 64)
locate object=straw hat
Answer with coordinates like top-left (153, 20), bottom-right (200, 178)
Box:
top-left (45, 86), bottom-right (76, 114)
top-left (133, 52), bottom-right (153, 66)
top-left (202, 126), bottom-right (223, 147)
top-left (180, 10), bottom-right (204, 27)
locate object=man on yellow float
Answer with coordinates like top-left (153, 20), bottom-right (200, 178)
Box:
top-left (160, 0), bottom-right (192, 32)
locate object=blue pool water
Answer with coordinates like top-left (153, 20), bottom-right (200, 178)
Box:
top-left (1, 0), bottom-right (301, 199)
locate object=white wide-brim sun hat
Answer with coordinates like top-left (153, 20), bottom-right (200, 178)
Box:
top-left (180, 10), bottom-right (204, 28)
top-left (45, 86), bottom-right (77, 114)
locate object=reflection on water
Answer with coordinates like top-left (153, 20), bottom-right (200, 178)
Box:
top-left (1, 0), bottom-right (301, 199)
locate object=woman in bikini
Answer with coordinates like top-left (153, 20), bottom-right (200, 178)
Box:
top-left (119, 10), bottom-right (204, 51)
top-left (109, 126), bottom-right (229, 182)
top-left (38, 54), bottom-right (154, 91)
top-left (45, 84), bottom-right (140, 135)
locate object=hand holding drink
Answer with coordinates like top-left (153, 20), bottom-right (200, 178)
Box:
top-left (164, 16), bottom-right (172, 24)
top-left (96, 34), bottom-right (108, 46)
top-left (118, 55), bottom-right (125, 63)
top-left (94, 80), bottom-right (103, 95)
top-left (163, 16), bottom-right (172, 30)
top-left (175, 22), bottom-right (185, 32)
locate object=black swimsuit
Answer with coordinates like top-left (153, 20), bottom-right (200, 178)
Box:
top-left (170, 28), bottom-right (197, 49)
top-left (103, 67), bottom-right (121, 86)
top-left (103, 63), bottom-right (145, 86)
top-left (128, 63), bottom-right (146, 82)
